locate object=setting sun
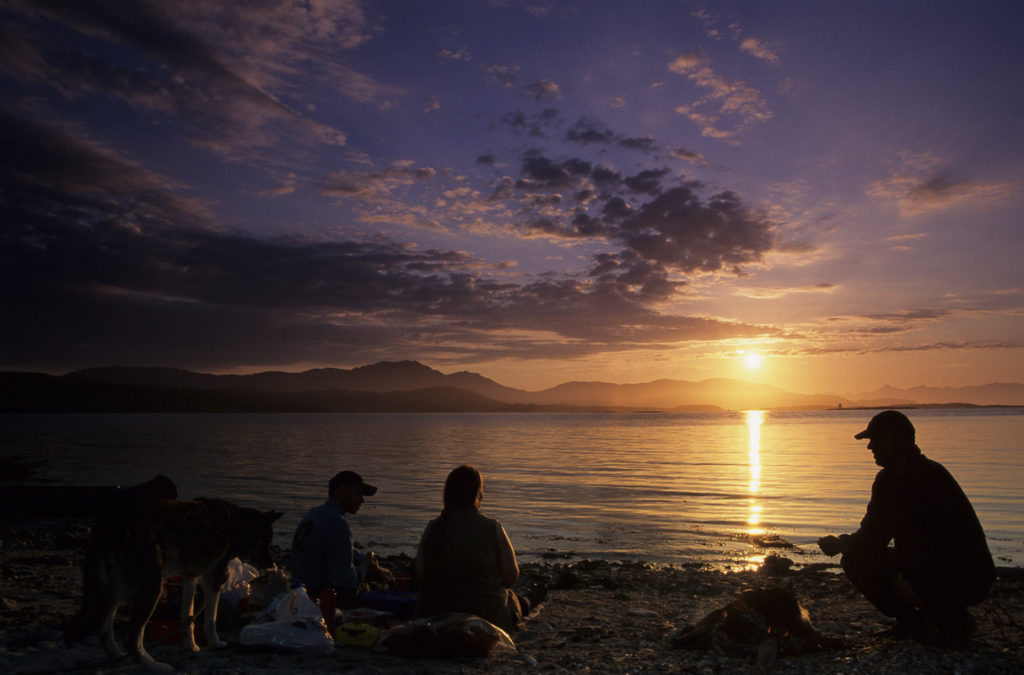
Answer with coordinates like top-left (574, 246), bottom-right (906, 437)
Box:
top-left (743, 352), bottom-right (764, 370)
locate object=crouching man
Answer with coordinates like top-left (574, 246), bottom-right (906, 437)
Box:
top-left (818, 410), bottom-right (995, 642)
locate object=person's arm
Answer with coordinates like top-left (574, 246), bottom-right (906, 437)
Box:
top-left (496, 522), bottom-right (519, 587)
top-left (819, 472), bottom-right (891, 556)
top-left (847, 472), bottom-right (893, 551)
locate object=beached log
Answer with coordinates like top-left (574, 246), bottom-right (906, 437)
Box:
top-left (0, 474), bottom-right (177, 518)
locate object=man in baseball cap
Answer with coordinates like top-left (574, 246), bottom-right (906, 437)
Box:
top-left (292, 470), bottom-right (387, 627)
top-left (818, 411), bottom-right (994, 642)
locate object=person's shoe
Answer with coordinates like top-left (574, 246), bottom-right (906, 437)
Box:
top-left (873, 611), bottom-right (922, 640)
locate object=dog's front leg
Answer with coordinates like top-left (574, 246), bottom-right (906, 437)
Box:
top-left (201, 580), bottom-right (227, 648)
top-left (180, 576), bottom-right (201, 653)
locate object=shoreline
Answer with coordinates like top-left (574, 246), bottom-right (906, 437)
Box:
top-left (2, 518), bottom-right (1023, 673)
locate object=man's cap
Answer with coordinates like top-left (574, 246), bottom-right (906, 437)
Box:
top-left (329, 470), bottom-right (378, 496)
top-left (854, 410), bottom-right (915, 440)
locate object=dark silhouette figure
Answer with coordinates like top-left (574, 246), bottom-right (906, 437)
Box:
top-left (291, 470), bottom-right (388, 631)
top-left (414, 465), bottom-right (545, 633)
top-left (818, 410), bottom-right (995, 641)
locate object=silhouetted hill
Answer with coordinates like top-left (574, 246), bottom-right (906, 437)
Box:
top-left (0, 373), bottom-right (552, 413)
top-left (527, 378), bottom-right (861, 410)
top-left (851, 383), bottom-right (1024, 407)
top-left (72, 361), bottom-right (524, 400)
top-left (3, 361), bottom-right (1022, 412)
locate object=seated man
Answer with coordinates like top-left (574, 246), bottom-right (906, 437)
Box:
top-left (818, 410), bottom-right (995, 641)
top-left (291, 470), bottom-right (386, 622)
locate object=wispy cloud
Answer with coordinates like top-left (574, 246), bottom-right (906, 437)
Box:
top-left (868, 153), bottom-right (1017, 216)
top-left (735, 283), bottom-right (837, 300)
top-left (739, 37), bottom-right (779, 63)
top-left (0, 0), bottom-right (392, 164)
top-left (668, 51), bottom-right (772, 140)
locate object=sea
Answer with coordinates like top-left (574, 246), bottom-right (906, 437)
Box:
top-left (2, 408), bottom-right (1022, 570)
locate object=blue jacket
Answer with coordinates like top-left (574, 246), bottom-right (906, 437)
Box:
top-left (291, 499), bottom-right (366, 592)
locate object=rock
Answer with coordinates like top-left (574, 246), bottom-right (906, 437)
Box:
top-left (760, 554), bottom-right (794, 577)
top-left (671, 585), bottom-right (820, 657)
top-left (379, 612), bottom-right (516, 659)
top-left (552, 571), bottom-right (581, 589)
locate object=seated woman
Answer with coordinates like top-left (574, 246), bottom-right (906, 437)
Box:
top-left (414, 465), bottom-right (544, 633)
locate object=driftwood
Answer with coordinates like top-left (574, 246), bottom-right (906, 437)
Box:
top-left (0, 474), bottom-right (177, 518)
top-left (672, 585), bottom-right (822, 657)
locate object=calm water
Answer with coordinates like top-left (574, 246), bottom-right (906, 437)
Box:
top-left (2, 409), bottom-right (1022, 570)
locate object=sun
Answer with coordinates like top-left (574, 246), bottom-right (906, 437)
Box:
top-left (743, 352), bottom-right (763, 370)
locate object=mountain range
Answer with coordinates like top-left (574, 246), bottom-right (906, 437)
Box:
top-left (2, 360), bottom-right (1023, 412)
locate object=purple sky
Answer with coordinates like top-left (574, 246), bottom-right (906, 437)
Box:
top-left (1, 1), bottom-right (1022, 394)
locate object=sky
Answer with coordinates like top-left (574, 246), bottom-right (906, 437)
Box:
top-left (1, 0), bottom-right (1022, 395)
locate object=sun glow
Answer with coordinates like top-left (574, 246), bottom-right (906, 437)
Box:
top-left (743, 351), bottom-right (763, 370)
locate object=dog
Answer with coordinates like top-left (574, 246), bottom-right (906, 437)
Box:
top-left (64, 496), bottom-right (282, 672)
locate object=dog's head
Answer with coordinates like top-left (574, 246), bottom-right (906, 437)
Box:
top-left (231, 508), bottom-right (283, 569)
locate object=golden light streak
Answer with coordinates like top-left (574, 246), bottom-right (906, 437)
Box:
top-left (745, 410), bottom-right (765, 536)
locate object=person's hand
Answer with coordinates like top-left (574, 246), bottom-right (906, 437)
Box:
top-left (817, 535), bottom-right (847, 557)
top-left (366, 552), bottom-right (387, 572)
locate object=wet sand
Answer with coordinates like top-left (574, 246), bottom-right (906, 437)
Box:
top-left (2, 518), bottom-right (1023, 674)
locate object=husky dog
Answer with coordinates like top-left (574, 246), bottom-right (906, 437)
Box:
top-left (64, 497), bottom-right (282, 672)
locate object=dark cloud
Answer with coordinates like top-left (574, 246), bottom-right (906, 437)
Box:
top-left (618, 135), bottom-right (658, 153)
top-left (0, 110), bottom-right (773, 371)
top-left (670, 146), bottom-right (705, 163)
top-left (861, 309), bottom-right (950, 322)
top-left (502, 150), bottom-right (774, 282)
top-left (319, 166), bottom-right (437, 200)
top-left (909, 173), bottom-right (963, 199)
top-left (563, 120), bottom-right (666, 156)
top-left (498, 108), bottom-right (562, 137)
top-left (566, 119), bottom-right (615, 145)
top-left (3, 0), bottom-right (348, 162)
top-left (517, 151), bottom-right (591, 191)
top-left (623, 168), bottom-right (671, 195)
top-left (610, 187), bottom-right (773, 274)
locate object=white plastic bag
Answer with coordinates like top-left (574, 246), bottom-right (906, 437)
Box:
top-left (240, 586), bottom-right (334, 655)
top-left (239, 620), bottom-right (335, 655)
top-left (221, 557), bottom-right (260, 606)
top-left (273, 586), bottom-right (324, 623)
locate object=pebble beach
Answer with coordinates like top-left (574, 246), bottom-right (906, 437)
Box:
top-left (2, 518), bottom-right (1023, 674)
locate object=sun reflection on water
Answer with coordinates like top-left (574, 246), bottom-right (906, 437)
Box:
top-left (746, 410), bottom-right (765, 537)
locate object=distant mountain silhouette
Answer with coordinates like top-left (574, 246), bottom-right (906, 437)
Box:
top-left (1, 360), bottom-right (1021, 412)
top-left (850, 383), bottom-right (1024, 407)
top-left (73, 361), bottom-right (524, 399)
top-left (527, 378), bottom-right (859, 410)
top-left (0, 372), bottom-right (546, 413)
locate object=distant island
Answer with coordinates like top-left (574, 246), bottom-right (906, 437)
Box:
top-left (2, 361), bottom-right (1023, 413)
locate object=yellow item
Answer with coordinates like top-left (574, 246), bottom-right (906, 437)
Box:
top-left (334, 622), bottom-right (380, 647)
